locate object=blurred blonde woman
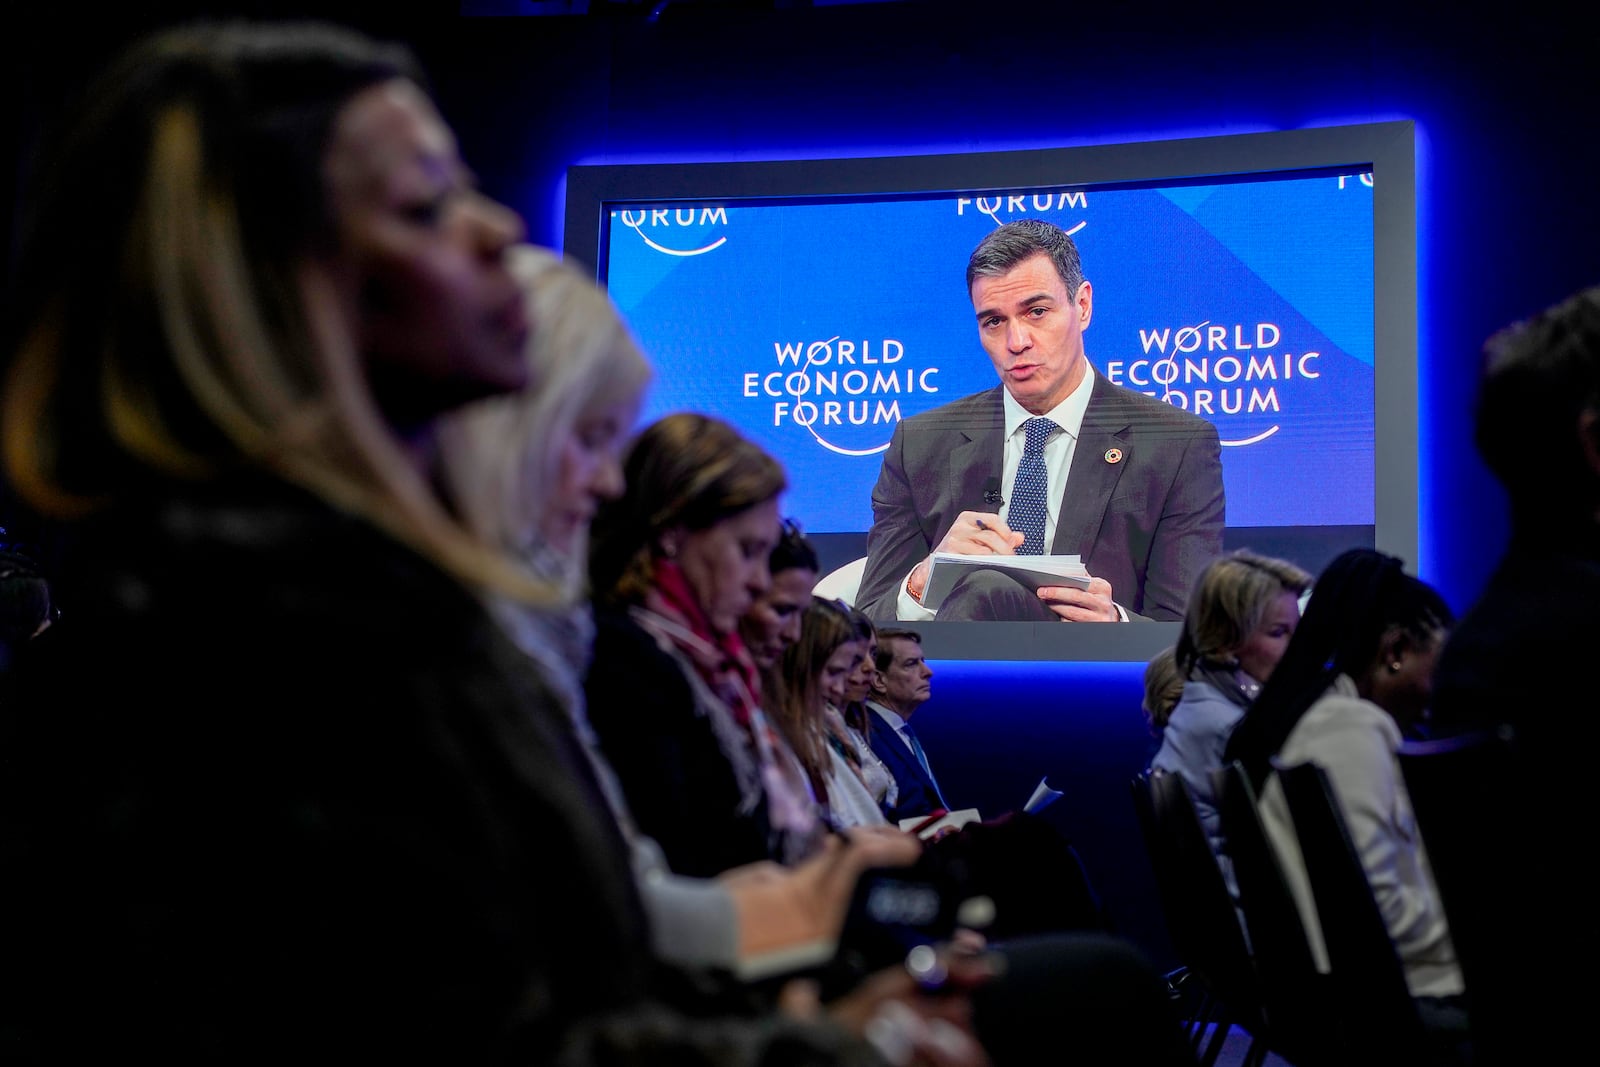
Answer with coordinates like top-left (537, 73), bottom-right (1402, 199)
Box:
top-left (438, 264), bottom-right (948, 1020)
top-left (0, 21), bottom-right (633, 1062)
top-left (0, 25), bottom-right (970, 1067)
top-left (438, 245), bottom-right (651, 707)
top-left (1149, 548), bottom-right (1311, 871)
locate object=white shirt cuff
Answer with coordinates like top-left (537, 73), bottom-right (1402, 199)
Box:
top-left (897, 568), bottom-right (937, 622)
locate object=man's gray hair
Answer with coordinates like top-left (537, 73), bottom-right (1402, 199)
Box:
top-left (966, 219), bottom-right (1085, 297)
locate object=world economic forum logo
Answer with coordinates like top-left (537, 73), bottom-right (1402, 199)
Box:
top-left (1105, 320), bottom-right (1329, 448)
top-left (613, 206), bottom-right (728, 256)
top-left (743, 336), bottom-right (939, 457)
top-left (956, 190), bottom-right (1088, 235)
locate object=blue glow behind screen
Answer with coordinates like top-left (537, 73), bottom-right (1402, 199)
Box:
top-left (605, 170), bottom-right (1374, 539)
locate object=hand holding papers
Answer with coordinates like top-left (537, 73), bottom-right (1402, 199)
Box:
top-left (921, 552), bottom-right (1091, 612)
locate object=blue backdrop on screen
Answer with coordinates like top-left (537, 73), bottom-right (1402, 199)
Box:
top-left (606, 171), bottom-right (1374, 535)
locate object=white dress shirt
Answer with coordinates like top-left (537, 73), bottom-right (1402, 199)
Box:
top-left (868, 701), bottom-right (917, 756)
top-left (868, 702), bottom-right (949, 809)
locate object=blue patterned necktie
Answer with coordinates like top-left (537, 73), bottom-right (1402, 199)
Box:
top-left (901, 722), bottom-right (949, 810)
top-left (1011, 416), bottom-right (1058, 555)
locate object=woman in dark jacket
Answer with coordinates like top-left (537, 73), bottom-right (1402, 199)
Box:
top-left (586, 412), bottom-right (831, 877)
top-left (0, 21), bottom-right (916, 1067)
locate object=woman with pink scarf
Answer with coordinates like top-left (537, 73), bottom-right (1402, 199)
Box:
top-left (586, 412), bottom-right (835, 877)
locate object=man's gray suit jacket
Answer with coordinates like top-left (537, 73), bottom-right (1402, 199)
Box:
top-left (856, 372), bottom-right (1225, 622)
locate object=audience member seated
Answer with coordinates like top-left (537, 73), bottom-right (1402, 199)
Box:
top-left (771, 596), bottom-right (891, 830)
top-left (739, 534), bottom-right (902, 835)
top-left (1139, 644), bottom-right (1184, 744)
top-left (737, 520), bottom-right (832, 814)
top-left (0, 23), bottom-right (964, 1066)
top-left (577, 414), bottom-right (1196, 1061)
top-left (1432, 285), bottom-right (1600, 737)
top-left (586, 413), bottom-right (832, 875)
top-left (1149, 549), bottom-right (1310, 889)
top-left (738, 518), bottom-right (819, 675)
top-left (1223, 548), bottom-right (1468, 1054)
top-left (435, 247), bottom-right (920, 975)
top-left (836, 607), bottom-right (901, 814)
top-left (1430, 285), bottom-right (1600, 1061)
top-left (827, 618), bottom-right (1115, 940)
top-left (865, 627), bottom-right (951, 823)
top-left (762, 594), bottom-right (1115, 943)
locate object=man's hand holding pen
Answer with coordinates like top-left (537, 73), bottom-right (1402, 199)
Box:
top-left (908, 511), bottom-right (1122, 621)
top-left (906, 512), bottom-right (1021, 604)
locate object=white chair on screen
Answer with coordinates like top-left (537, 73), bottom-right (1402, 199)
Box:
top-left (811, 556), bottom-right (868, 607)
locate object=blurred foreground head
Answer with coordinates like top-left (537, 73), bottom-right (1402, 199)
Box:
top-left (1476, 285), bottom-right (1600, 536)
top-left (436, 246), bottom-right (652, 599)
top-left (2, 20), bottom-right (535, 593)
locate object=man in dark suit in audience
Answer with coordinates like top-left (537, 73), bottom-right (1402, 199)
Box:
top-left (854, 219), bottom-right (1224, 624)
top-left (865, 628), bottom-right (949, 823)
top-left (1429, 284), bottom-right (1600, 1065)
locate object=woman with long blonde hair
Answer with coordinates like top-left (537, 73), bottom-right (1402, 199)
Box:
top-left (0, 23), bottom-right (977, 1067)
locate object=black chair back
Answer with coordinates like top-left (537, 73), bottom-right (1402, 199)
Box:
top-left (1274, 760), bottom-right (1428, 1063)
top-left (1209, 762), bottom-right (1331, 1067)
top-left (1131, 771), bottom-right (1264, 1066)
top-left (1397, 728), bottom-right (1523, 1065)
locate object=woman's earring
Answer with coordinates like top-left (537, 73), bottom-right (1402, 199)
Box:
top-left (1388, 659), bottom-right (1403, 674)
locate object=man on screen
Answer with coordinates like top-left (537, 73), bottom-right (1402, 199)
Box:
top-left (855, 219), bottom-right (1225, 623)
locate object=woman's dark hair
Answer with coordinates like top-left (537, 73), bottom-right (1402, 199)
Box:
top-left (1222, 548), bottom-right (1454, 791)
top-left (841, 605), bottom-right (877, 737)
top-left (772, 596), bottom-right (857, 798)
top-left (588, 413), bottom-right (786, 607)
top-left (770, 518), bottom-right (820, 577)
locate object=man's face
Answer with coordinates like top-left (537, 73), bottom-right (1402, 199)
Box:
top-left (970, 253), bottom-right (1093, 415)
top-left (873, 636), bottom-right (933, 716)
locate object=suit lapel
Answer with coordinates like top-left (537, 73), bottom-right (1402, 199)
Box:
top-left (867, 703), bottom-right (938, 795)
top-left (948, 388), bottom-right (1006, 516)
top-left (1053, 373), bottom-right (1132, 556)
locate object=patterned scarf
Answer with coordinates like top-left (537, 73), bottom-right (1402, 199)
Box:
top-left (640, 560), bottom-right (763, 728)
top-left (636, 560), bottom-right (821, 861)
top-left (490, 534), bottom-right (638, 841)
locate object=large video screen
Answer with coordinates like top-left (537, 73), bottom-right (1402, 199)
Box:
top-left (565, 122), bottom-right (1416, 661)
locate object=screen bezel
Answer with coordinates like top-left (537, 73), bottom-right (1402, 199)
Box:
top-left (563, 121), bottom-right (1415, 662)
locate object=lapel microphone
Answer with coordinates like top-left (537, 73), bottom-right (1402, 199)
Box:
top-left (981, 477), bottom-right (1004, 506)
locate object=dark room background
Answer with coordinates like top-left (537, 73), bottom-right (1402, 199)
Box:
top-left (7, 0), bottom-right (1595, 973)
